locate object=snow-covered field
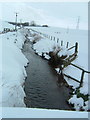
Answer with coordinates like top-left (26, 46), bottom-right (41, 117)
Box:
top-left (0, 25), bottom-right (29, 107)
top-left (0, 20), bottom-right (89, 111)
top-left (27, 26), bottom-right (89, 111)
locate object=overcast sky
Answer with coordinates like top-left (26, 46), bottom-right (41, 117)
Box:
top-left (0, 2), bottom-right (88, 29)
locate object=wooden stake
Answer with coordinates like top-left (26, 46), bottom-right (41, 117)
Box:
top-left (57, 38), bottom-right (59, 43)
top-left (80, 70), bottom-right (84, 87)
top-left (54, 37), bottom-right (55, 41)
top-left (66, 42), bottom-right (69, 48)
top-left (61, 40), bottom-right (63, 46)
top-left (75, 42), bottom-right (78, 53)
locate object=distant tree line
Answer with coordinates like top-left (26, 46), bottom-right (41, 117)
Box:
top-left (8, 21), bottom-right (49, 27)
top-left (8, 22), bottom-right (29, 27)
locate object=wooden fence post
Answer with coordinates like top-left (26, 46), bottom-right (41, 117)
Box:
top-left (57, 38), bottom-right (59, 43)
top-left (61, 40), bottom-right (63, 46)
top-left (54, 37), bottom-right (55, 41)
top-left (66, 42), bottom-right (69, 48)
top-left (75, 42), bottom-right (78, 53)
top-left (80, 70), bottom-right (84, 87)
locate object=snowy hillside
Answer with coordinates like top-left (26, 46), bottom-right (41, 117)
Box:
top-left (0, 20), bottom-right (14, 32)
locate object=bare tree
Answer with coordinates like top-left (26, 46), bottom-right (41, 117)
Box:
top-left (30, 21), bottom-right (36, 26)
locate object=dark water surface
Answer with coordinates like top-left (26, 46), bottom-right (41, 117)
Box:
top-left (23, 41), bottom-right (72, 110)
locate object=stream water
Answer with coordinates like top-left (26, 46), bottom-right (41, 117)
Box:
top-left (23, 41), bottom-right (73, 110)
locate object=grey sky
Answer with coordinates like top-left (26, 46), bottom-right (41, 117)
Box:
top-left (27, 2), bottom-right (88, 29)
top-left (1, 2), bottom-right (88, 29)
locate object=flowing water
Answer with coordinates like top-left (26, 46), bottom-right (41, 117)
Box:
top-left (23, 41), bottom-right (73, 110)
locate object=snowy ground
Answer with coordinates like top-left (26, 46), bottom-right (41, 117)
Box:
top-left (0, 21), bottom-right (89, 111)
top-left (26, 26), bottom-right (89, 111)
top-left (2, 107), bottom-right (88, 118)
top-left (0, 26), bottom-right (29, 107)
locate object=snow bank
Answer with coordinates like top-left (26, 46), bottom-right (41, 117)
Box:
top-left (68, 95), bottom-right (84, 111)
top-left (33, 38), bottom-right (54, 57)
top-left (69, 95), bottom-right (90, 111)
top-left (0, 28), bottom-right (28, 107)
top-left (2, 107), bottom-right (88, 118)
top-left (33, 37), bottom-right (72, 60)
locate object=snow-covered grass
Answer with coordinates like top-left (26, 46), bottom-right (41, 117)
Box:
top-left (0, 27), bottom-right (28, 107)
top-left (27, 27), bottom-right (89, 111)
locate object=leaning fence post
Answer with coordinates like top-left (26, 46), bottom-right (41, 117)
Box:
top-left (80, 70), bottom-right (84, 87)
top-left (75, 42), bottom-right (78, 54)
